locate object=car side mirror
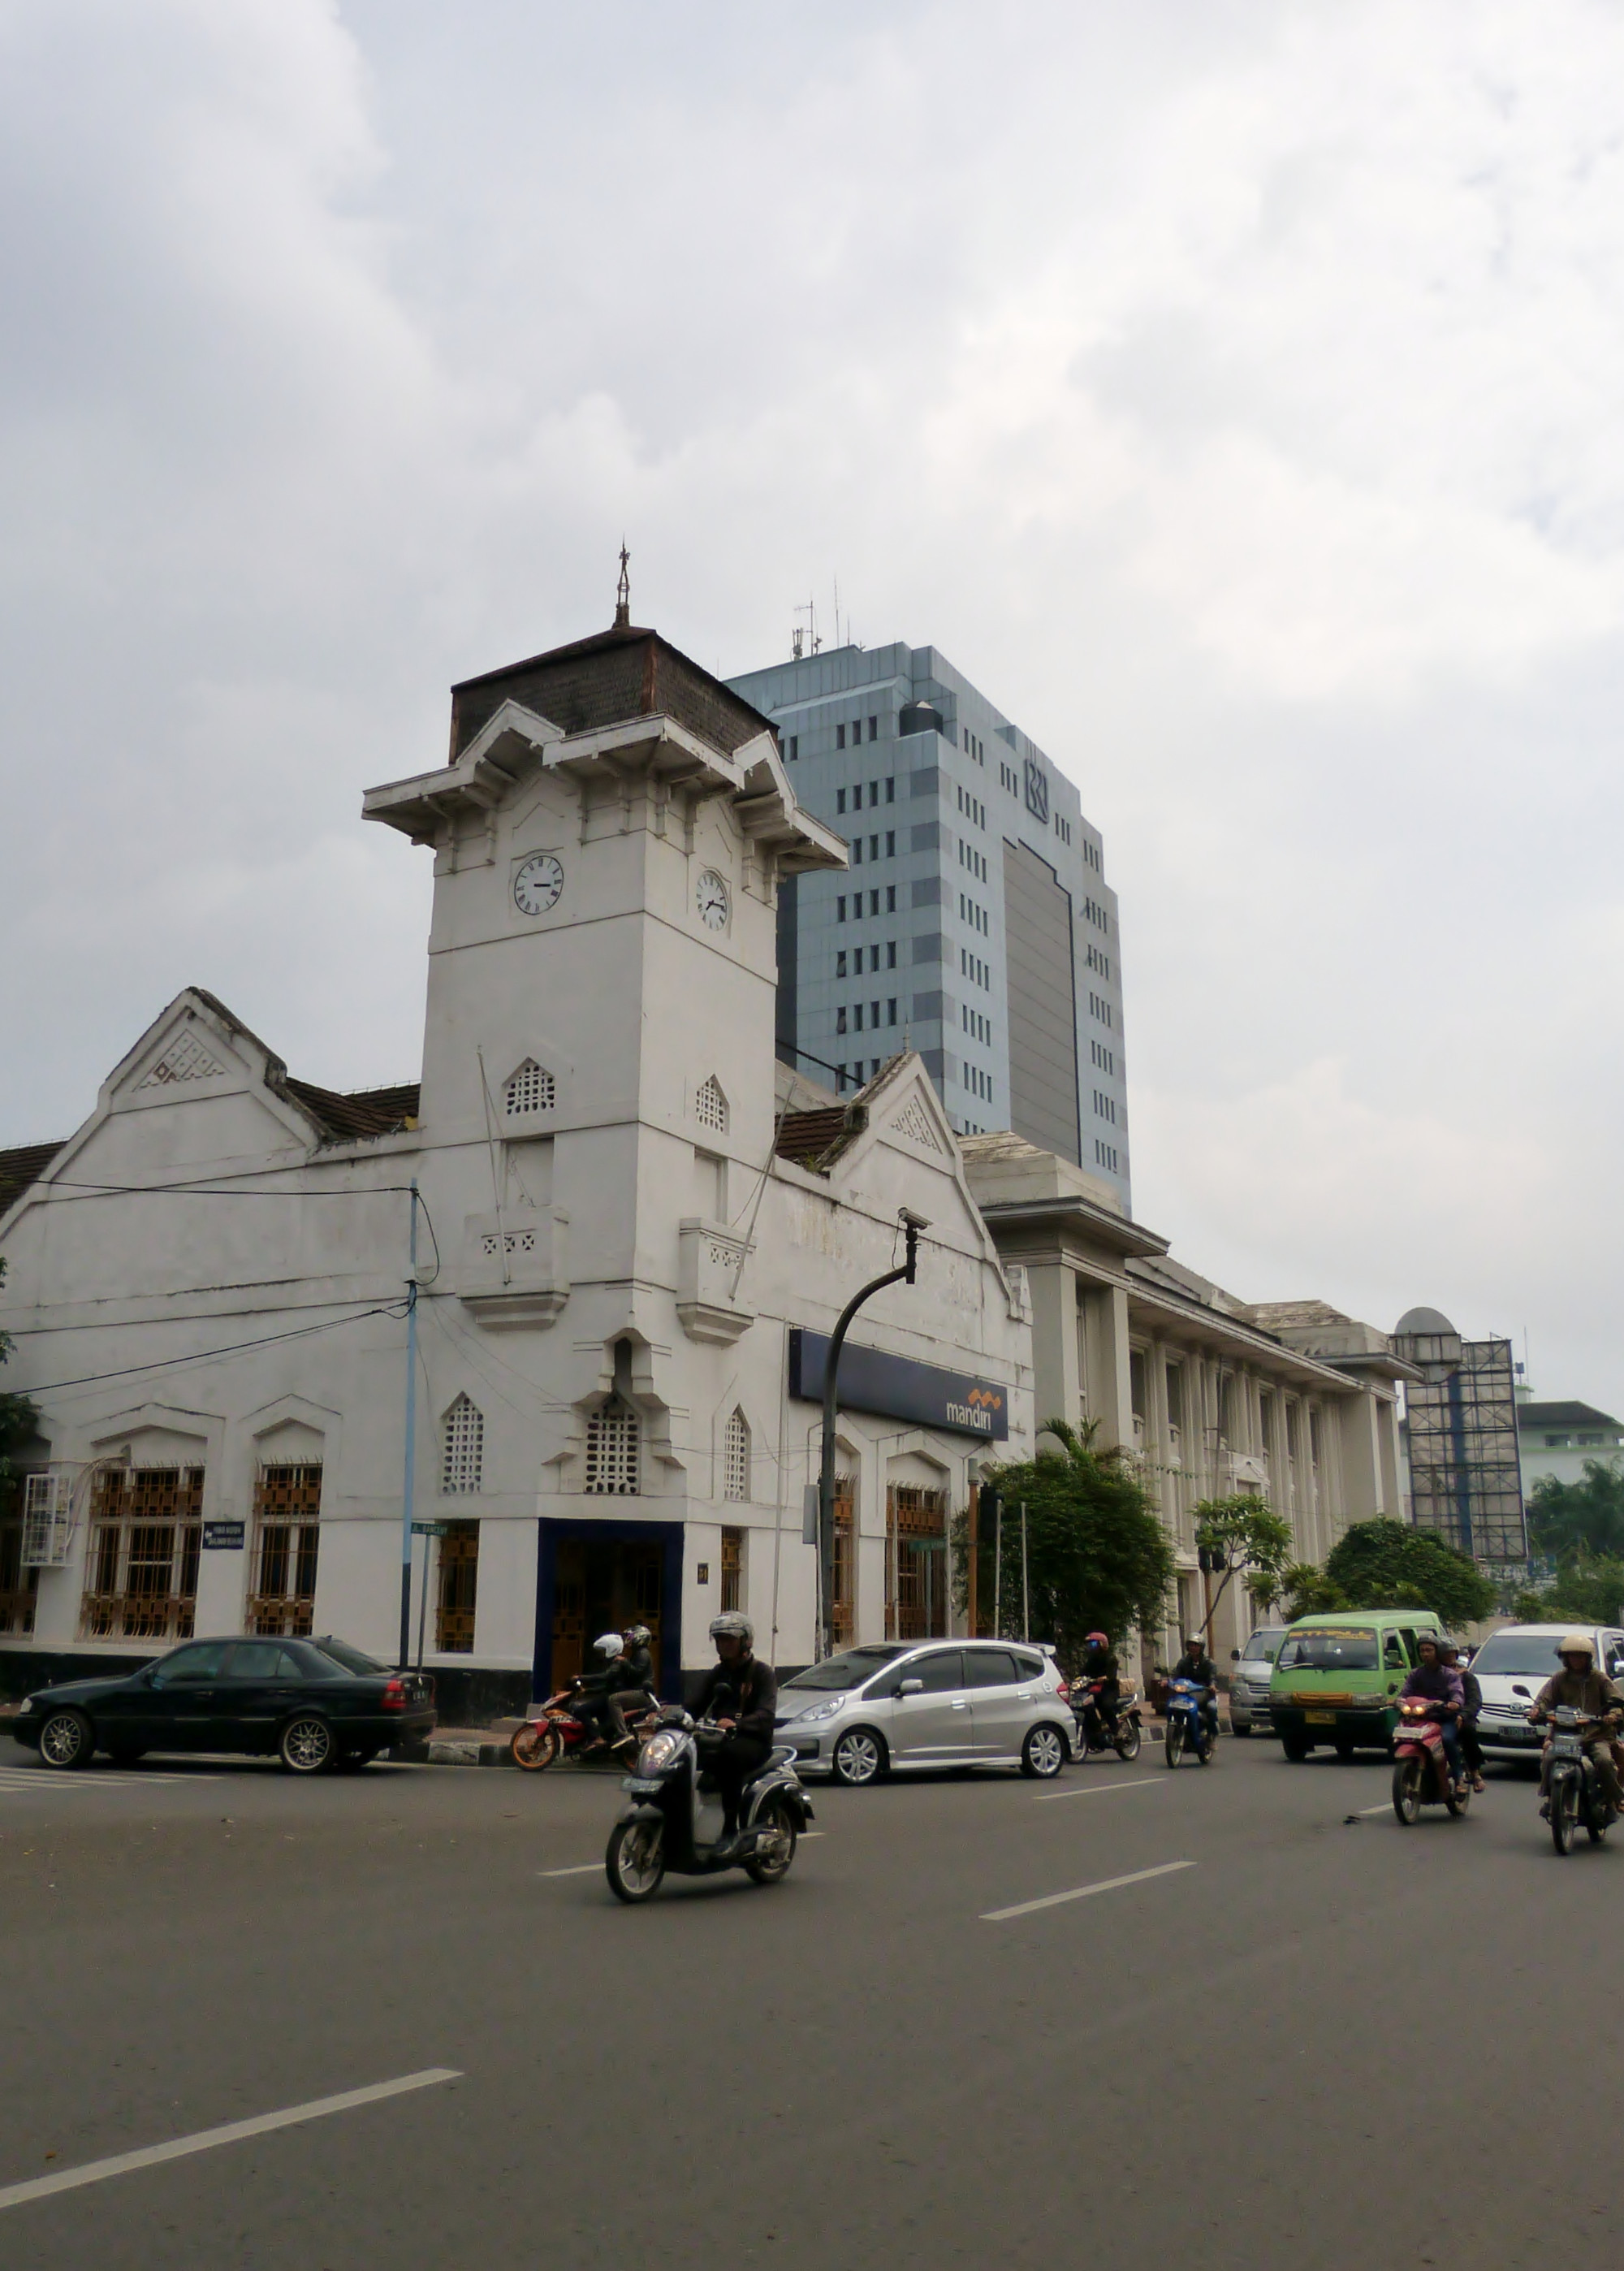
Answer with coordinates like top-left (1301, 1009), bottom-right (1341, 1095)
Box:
top-left (1230, 1650), bottom-right (1241, 1661)
top-left (1511, 1684), bottom-right (1531, 1698)
top-left (896, 1677), bottom-right (924, 1697)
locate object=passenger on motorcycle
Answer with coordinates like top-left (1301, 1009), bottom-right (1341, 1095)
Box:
top-left (603, 1624), bottom-right (656, 1752)
top-left (1530, 1634), bottom-right (1624, 1818)
top-left (1079, 1630), bottom-right (1121, 1741)
top-left (1440, 1637), bottom-right (1486, 1793)
top-left (569, 1633), bottom-right (635, 1752)
top-left (1400, 1636), bottom-right (1466, 1792)
top-left (1171, 1637), bottom-right (1220, 1745)
top-left (691, 1612), bottom-right (779, 1849)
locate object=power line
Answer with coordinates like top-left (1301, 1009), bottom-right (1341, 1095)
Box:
top-left (15, 1303), bottom-right (404, 1399)
top-left (37, 1178), bottom-right (420, 1203)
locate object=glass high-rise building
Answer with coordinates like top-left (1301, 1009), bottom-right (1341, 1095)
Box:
top-left (727, 640), bottom-right (1129, 1211)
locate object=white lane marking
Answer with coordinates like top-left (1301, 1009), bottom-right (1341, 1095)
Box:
top-left (0, 1772), bottom-right (220, 1791)
top-left (0, 2068), bottom-right (460, 2215)
top-left (542, 1830), bottom-right (826, 1877)
top-left (1034, 1776), bottom-right (1163, 1803)
top-left (1354, 1802), bottom-right (1393, 1817)
top-left (982, 1858), bottom-right (1194, 1922)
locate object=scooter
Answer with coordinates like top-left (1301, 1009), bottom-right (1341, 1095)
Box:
top-left (511, 1687), bottom-right (659, 1771)
top-left (605, 1709), bottom-right (814, 1903)
top-left (1391, 1698), bottom-right (1468, 1823)
top-left (1163, 1676), bottom-right (1216, 1767)
top-left (1538, 1706), bottom-right (1618, 1855)
top-left (1070, 1680), bottom-right (1144, 1763)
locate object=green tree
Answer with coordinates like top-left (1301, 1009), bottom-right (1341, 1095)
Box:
top-left (0, 1260), bottom-right (38, 1516)
top-left (1527, 1460), bottom-right (1624, 1562)
top-left (1322, 1517), bottom-right (1495, 1629)
top-left (1511, 1553), bottom-right (1624, 1628)
top-left (1191, 1495), bottom-right (1294, 1645)
top-left (961, 1417), bottom-right (1174, 1670)
top-left (1251, 1559), bottom-right (1349, 1621)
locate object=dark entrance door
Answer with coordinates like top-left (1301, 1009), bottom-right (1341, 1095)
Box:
top-left (533, 1520), bottom-right (684, 1703)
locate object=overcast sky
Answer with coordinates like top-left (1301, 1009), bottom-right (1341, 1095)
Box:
top-left (3, 1), bottom-right (1621, 1404)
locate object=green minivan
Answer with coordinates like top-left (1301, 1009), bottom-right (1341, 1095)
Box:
top-left (1269, 1609), bottom-right (1447, 1761)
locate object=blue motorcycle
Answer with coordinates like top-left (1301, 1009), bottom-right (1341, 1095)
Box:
top-left (1163, 1676), bottom-right (1216, 1768)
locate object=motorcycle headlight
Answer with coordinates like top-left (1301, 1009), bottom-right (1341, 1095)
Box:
top-left (637, 1728), bottom-right (685, 1775)
top-left (793, 1695), bottom-right (846, 1724)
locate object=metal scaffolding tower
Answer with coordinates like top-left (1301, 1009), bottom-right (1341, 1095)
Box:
top-left (1393, 1308), bottom-right (1527, 1567)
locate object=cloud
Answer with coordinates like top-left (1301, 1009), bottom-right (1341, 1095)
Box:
top-left (3, 0), bottom-right (1624, 1404)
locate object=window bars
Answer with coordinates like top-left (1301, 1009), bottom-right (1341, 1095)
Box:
top-left (247, 1462), bottom-right (322, 1638)
top-left (720, 1525), bottom-right (744, 1614)
top-left (440, 1393), bottom-right (485, 1495)
top-left (436, 1519), bottom-right (480, 1654)
top-left (80, 1466), bottom-right (205, 1642)
top-left (694, 1075), bottom-right (728, 1134)
top-left (585, 1397), bottom-right (640, 1495)
top-left (504, 1059), bottom-right (555, 1115)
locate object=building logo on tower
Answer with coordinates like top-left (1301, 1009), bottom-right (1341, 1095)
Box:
top-left (1023, 755), bottom-right (1049, 824)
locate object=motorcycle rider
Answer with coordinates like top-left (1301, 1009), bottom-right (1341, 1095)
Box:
top-left (1440, 1637), bottom-right (1486, 1793)
top-left (603, 1623), bottom-right (656, 1754)
top-left (1529, 1633), bottom-right (1624, 1819)
top-left (1171, 1634), bottom-right (1220, 1748)
top-left (1400, 1634), bottom-right (1466, 1793)
top-left (568, 1633), bottom-right (633, 1753)
top-left (690, 1611), bottom-right (778, 1850)
top-left (1078, 1629), bottom-right (1121, 1744)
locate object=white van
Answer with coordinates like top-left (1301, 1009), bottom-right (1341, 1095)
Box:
top-left (1469, 1623), bottom-right (1624, 1764)
top-left (1228, 1625), bottom-right (1289, 1736)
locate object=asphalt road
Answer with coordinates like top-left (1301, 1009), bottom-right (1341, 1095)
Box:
top-left (0, 1732), bottom-right (1613, 2269)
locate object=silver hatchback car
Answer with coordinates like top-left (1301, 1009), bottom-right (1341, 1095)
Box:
top-left (775, 1640), bottom-right (1074, 1785)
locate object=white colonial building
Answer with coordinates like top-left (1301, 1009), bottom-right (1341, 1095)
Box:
top-left (0, 616), bottom-right (1034, 1711)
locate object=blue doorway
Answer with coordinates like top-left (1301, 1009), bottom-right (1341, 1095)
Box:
top-left (532, 1518), bottom-right (685, 1703)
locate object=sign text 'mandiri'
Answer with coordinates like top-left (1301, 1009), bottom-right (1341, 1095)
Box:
top-left (788, 1327), bottom-right (1009, 1442)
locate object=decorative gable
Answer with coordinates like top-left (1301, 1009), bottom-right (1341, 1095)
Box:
top-left (888, 1096), bottom-right (944, 1155)
top-left (139, 1031), bottom-right (227, 1088)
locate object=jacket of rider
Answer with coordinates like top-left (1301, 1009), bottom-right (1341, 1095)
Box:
top-left (1172, 1650), bottom-right (1216, 1689)
top-left (618, 1644), bottom-right (654, 1692)
top-left (693, 1655), bottom-right (779, 1743)
top-left (1400, 1663), bottom-right (1462, 1711)
top-left (1082, 1643), bottom-right (1120, 1695)
top-left (1531, 1668), bottom-right (1623, 1722)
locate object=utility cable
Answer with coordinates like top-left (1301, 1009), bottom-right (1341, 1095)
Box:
top-left (15, 1303), bottom-right (403, 1399)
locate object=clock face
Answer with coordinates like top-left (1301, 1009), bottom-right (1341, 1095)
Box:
top-left (696, 867), bottom-right (731, 931)
top-left (512, 853), bottom-right (564, 917)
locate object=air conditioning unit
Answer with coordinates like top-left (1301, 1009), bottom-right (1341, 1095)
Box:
top-left (21, 1469), bottom-right (76, 1568)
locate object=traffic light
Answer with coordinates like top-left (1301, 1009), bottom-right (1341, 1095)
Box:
top-left (977, 1485), bottom-right (1001, 1545)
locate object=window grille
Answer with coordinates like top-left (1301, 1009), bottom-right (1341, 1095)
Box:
top-left (248, 1463), bottom-right (322, 1637)
top-left (505, 1059), bottom-right (555, 1116)
top-left (585, 1397), bottom-right (640, 1495)
top-left (436, 1519), bottom-right (480, 1653)
top-left (440, 1394), bottom-right (485, 1495)
top-left (724, 1408), bottom-right (749, 1502)
top-left (695, 1076), bottom-right (727, 1134)
top-left (80, 1466), bottom-right (204, 1642)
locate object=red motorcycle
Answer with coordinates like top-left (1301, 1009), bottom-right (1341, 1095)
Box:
top-left (1391, 1698), bottom-right (1469, 1824)
top-left (510, 1686), bottom-right (659, 1772)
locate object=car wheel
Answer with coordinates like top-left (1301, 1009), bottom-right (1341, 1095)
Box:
top-left (1281, 1735), bottom-right (1310, 1763)
top-left (1334, 1737), bottom-right (1355, 1761)
top-left (105, 1744), bottom-right (148, 1767)
top-left (1231, 1724), bottom-right (1251, 1738)
top-left (335, 1747), bottom-right (378, 1773)
top-left (38, 1708), bottom-right (93, 1770)
top-left (279, 1715), bottom-right (335, 1775)
top-left (831, 1728), bottom-right (887, 1787)
top-left (1021, 1723), bottom-right (1068, 1780)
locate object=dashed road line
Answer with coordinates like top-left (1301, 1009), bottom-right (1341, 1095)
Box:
top-left (981, 1858), bottom-right (1194, 1922)
top-left (0, 2068), bottom-right (461, 2214)
top-left (1034, 1776), bottom-right (1163, 1803)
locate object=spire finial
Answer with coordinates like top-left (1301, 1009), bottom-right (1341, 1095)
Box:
top-left (614, 541), bottom-right (631, 630)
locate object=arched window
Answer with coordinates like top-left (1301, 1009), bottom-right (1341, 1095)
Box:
top-left (504, 1059), bottom-right (555, 1116)
top-left (694, 1075), bottom-right (727, 1135)
top-left (585, 1396), bottom-right (639, 1495)
top-left (440, 1393), bottom-right (484, 1495)
top-left (724, 1408), bottom-right (749, 1502)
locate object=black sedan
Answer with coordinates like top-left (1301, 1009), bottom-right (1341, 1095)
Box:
top-left (6, 1635), bottom-right (435, 1774)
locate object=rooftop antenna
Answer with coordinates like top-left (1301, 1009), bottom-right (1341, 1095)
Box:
top-left (833, 573), bottom-right (841, 649)
top-left (792, 621), bottom-right (804, 660)
top-left (795, 597), bottom-right (820, 655)
top-left (613, 540), bottom-right (631, 630)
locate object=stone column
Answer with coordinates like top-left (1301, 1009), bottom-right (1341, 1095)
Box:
top-left (1026, 1261), bottom-right (1082, 1442)
top-left (1079, 1281), bottom-right (1133, 1453)
top-left (1338, 1392), bottom-right (1384, 1527)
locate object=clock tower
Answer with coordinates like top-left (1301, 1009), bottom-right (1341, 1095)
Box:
top-left (362, 618), bottom-right (844, 1305)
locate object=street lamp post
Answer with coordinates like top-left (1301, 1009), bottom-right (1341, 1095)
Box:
top-left (817, 1209), bottom-right (927, 1660)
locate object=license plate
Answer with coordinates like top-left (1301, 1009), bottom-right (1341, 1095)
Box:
top-left (1305, 1711), bottom-right (1336, 1725)
top-left (1553, 1739), bottom-right (1583, 1760)
top-left (624, 1777), bottom-right (664, 1794)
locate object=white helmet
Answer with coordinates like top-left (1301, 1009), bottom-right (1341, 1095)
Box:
top-left (709, 1611), bottom-right (754, 1649)
top-left (592, 1632), bottom-right (624, 1662)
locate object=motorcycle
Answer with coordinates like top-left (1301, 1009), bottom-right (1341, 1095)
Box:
top-left (511, 1685), bottom-right (659, 1771)
top-left (1538, 1706), bottom-right (1618, 1855)
top-left (1163, 1676), bottom-right (1216, 1768)
top-left (1390, 1698), bottom-right (1468, 1823)
top-left (605, 1708), bottom-right (814, 1904)
top-left (1069, 1679), bottom-right (1144, 1763)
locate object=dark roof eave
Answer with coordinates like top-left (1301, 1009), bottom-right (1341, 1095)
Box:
top-left (975, 1193), bottom-right (1169, 1260)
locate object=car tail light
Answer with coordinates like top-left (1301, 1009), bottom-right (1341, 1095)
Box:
top-left (381, 1679), bottom-right (408, 1711)
top-left (1056, 1680), bottom-right (1070, 1701)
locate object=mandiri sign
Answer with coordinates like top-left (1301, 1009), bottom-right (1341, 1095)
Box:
top-left (788, 1327), bottom-right (1009, 1442)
